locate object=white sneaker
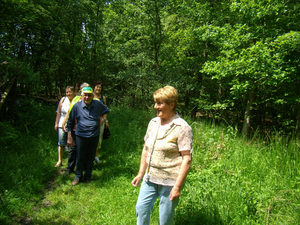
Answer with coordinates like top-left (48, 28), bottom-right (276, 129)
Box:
top-left (95, 157), bottom-right (100, 163)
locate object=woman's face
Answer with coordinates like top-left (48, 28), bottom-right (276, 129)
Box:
top-left (94, 84), bottom-right (102, 94)
top-left (154, 99), bottom-right (175, 120)
top-left (66, 88), bottom-right (75, 100)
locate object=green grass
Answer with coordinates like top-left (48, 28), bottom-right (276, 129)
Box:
top-left (0, 97), bottom-right (58, 224)
top-left (1, 97), bottom-right (300, 224)
top-left (179, 121), bottom-right (300, 224)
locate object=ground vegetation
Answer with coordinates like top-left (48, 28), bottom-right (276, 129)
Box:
top-left (0, 97), bottom-right (299, 224)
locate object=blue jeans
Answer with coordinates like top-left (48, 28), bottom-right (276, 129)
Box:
top-left (136, 180), bottom-right (180, 225)
top-left (58, 127), bottom-right (67, 146)
top-left (75, 135), bottom-right (99, 181)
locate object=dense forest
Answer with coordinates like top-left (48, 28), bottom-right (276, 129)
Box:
top-left (1, 0), bottom-right (300, 135)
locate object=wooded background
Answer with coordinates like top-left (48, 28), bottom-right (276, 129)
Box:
top-left (1, 0), bottom-right (300, 135)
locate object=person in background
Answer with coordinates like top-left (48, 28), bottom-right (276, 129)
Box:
top-left (54, 86), bottom-right (75, 168)
top-left (62, 82), bottom-right (90, 175)
top-left (67, 87), bottom-right (110, 185)
top-left (74, 82), bottom-right (81, 96)
top-left (93, 81), bottom-right (109, 163)
top-left (131, 86), bottom-right (193, 225)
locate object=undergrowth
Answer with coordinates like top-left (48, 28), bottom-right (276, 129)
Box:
top-left (0, 97), bottom-right (58, 224)
top-left (0, 97), bottom-right (299, 224)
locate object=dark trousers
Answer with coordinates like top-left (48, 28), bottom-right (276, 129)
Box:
top-left (66, 131), bottom-right (76, 172)
top-left (75, 135), bottom-right (99, 181)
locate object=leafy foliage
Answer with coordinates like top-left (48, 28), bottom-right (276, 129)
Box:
top-left (0, 96), bottom-right (57, 224)
top-left (1, 0), bottom-right (300, 133)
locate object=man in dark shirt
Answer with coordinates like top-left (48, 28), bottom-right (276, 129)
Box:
top-left (67, 86), bottom-right (110, 185)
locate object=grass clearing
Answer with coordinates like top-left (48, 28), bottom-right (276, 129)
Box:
top-left (1, 97), bottom-right (300, 224)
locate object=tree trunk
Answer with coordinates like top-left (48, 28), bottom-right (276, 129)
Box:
top-left (0, 76), bottom-right (17, 117)
top-left (153, 0), bottom-right (162, 71)
top-left (242, 89), bottom-right (256, 136)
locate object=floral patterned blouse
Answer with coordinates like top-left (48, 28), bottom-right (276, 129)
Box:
top-left (143, 114), bottom-right (193, 186)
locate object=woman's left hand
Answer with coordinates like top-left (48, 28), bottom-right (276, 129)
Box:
top-left (169, 186), bottom-right (181, 201)
top-left (169, 151), bottom-right (191, 201)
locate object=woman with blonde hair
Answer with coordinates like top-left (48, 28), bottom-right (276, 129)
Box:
top-left (132, 86), bottom-right (193, 225)
top-left (54, 86), bottom-right (75, 167)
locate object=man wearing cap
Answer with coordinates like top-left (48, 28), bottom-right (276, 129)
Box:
top-left (67, 86), bottom-right (110, 185)
top-left (62, 82), bottom-right (90, 175)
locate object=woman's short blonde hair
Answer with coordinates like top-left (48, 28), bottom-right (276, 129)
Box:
top-left (153, 86), bottom-right (178, 111)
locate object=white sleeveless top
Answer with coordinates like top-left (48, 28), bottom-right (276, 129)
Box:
top-left (58, 97), bottom-right (71, 128)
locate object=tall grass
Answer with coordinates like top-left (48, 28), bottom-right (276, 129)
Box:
top-left (1, 98), bottom-right (299, 224)
top-left (0, 97), bottom-right (58, 224)
top-left (29, 106), bottom-right (154, 225)
top-left (176, 120), bottom-right (300, 224)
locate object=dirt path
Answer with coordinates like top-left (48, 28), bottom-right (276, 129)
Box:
top-left (14, 167), bottom-right (65, 224)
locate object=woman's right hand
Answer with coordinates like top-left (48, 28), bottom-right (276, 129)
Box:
top-left (54, 124), bottom-right (58, 132)
top-left (131, 174), bottom-right (143, 187)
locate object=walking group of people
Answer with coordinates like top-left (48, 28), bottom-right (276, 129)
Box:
top-left (54, 81), bottom-right (109, 185)
top-left (54, 84), bottom-right (193, 225)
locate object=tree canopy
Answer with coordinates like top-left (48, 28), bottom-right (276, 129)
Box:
top-left (1, 0), bottom-right (300, 135)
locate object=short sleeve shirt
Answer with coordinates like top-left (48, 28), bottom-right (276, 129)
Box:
top-left (144, 114), bottom-right (193, 186)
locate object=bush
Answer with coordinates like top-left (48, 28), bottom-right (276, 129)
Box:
top-left (0, 96), bottom-right (58, 224)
